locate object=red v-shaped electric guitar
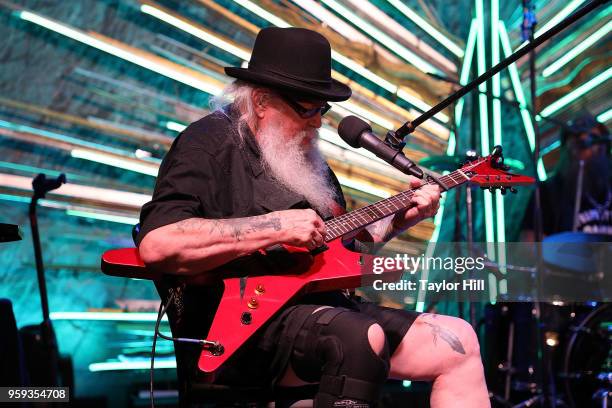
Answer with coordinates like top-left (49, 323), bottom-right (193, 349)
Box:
top-left (101, 148), bottom-right (533, 378)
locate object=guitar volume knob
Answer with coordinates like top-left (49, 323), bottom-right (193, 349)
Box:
top-left (247, 297), bottom-right (259, 309)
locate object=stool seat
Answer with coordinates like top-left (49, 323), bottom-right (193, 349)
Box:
top-left (101, 247), bottom-right (158, 280)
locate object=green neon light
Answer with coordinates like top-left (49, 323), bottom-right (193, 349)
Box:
top-left (417, 18), bottom-right (477, 313)
top-left (491, 0), bottom-right (506, 295)
top-left (542, 20), bottom-right (612, 78)
top-left (385, 0), bottom-right (464, 57)
top-left (499, 22), bottom-right (547, 181)
top-left (0, 193), bottom-right (32, 204)
top-left (446, 131), bottom-right (457, 156)
top-left (453, 19), bottom-right (478, 135)
top-left (540, 140), bottom-right (561, 156)
top-left (0, 119), bottom-right (129, 156)
top-left (66, 209), bottom-right (139, 225)
top-left (597, 108), bottom-right (612, 122)
top-left (0, 119), bottom-right (160, 176)
top-left (461, 20), bottom-right (478, 86)
top-left (533, 0), bottom-right (588, 43)
top-left (0, 161), bottom-right (86, 181)
top-left (50, 311), bottom-right (167, 322)
top-left (540, 67), bottom-right (612, 118)
top-left (476, 0), bottom-right (497, 302)
top-left (89, 359), bottom-right (176, 372)
top-left (321, 0), bottom-right (440, 74)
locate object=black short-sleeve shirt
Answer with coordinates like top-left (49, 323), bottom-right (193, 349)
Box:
top-left (137, 105), bottom-right (345, 245)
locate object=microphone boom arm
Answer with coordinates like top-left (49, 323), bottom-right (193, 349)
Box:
top-left (394, 0), bottom-right (607, 140)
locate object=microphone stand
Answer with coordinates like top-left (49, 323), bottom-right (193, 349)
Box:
top-left (29, 173), bottom-right (66, 386)
top-left (391, 0), bottom-right (606, 141)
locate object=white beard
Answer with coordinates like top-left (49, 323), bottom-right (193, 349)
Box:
top-left (256, 121), bottom-right (337, 218)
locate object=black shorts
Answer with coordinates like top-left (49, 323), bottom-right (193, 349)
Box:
top-left (214, 292), bottom-right (420, 386)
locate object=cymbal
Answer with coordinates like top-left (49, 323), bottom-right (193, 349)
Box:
top-left (419, 155), bottom-right (525, 172)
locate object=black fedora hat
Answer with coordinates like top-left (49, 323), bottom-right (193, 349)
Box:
top-left (225, 27), bottom-right (351, 102)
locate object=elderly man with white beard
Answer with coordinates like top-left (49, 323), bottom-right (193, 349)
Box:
top-left (137, 27), bottom-right (490, 408)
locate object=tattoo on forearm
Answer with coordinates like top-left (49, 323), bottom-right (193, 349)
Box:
top-left (174, 214), bottom-right (281, 242)
top-left (423, 321), bottom-right (466, 355)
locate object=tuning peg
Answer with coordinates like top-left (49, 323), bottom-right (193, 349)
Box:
top-left (500, 187), bottom-right (507, 195)
top-left (510, 187), bottom-right (518, 194)
top-left (489, 186), bottom-right (496, 193)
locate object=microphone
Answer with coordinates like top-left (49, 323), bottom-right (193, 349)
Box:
top-left (32, 173), bottom-right (67, 199)
top-left (338, 116), bottom-right (424, 178)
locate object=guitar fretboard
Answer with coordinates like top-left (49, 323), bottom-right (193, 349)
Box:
top-left (324, 170), bottom-right (469, 241)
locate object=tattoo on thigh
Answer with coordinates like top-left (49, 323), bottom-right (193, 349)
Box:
top-left (423, 322), bottom-right (466, 355)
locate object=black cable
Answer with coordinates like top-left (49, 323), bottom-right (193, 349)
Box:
top-left (149, 285), bottom-right (220, 408)
top-left (150, 291), bottom-right (172, 408)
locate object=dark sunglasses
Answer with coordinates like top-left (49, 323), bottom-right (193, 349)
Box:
top-left (278, 94), bottom-right (331, 119)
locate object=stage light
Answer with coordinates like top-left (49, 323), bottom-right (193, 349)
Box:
top-left (331, 102), bottom-right (395, 130)
top-left (71, 149), bottom-right (160, 176)
top-left (165, 121), bottom-right (187, 132)
top-left (290, 0), bottom-right (376, 43)
top-left (540, 140), bottom-right (561, 156)
top-left (89, 359), bottom-right (176, 372)
top-left (517, 0), bottom-right (588, 50)
top-left (320, 0), bottom-right (440, 75)
top-left (335, 175), bottom-right (391, 198)
top-left (139, 2), bottom-right (413, 131)
top-left (140, 3), bottom-right (251, 61)
top-left (452, 19), bottom-right (478, 154)
top-left (0, 173), bottom-right (150, 209)
top-left (342, 0), bottom-right (456, 73)
top-left (539, 67), bottom-right (612, 118)
top-left (329, 51), bottom-right (398, 93)
top-left (230, 0), bottom-right (290, 28)
top-left (499, 22), bottom-right (547, 181)
top-left (397, 89), bottom-right (449, 123)
top-left (545, 332), bottom-right (559, 347)
top-left (542, 20), bottom-right (612, 78)
top-left (318, 128), bottom-right (387, 165)
top-left (65, 209), bottom-right (140, 225)
top-left (18, 11), bottom-right (223, 95)
top-left (51, 311), bottom-right (166, 321)
top-left (597, 108), bottom-right (612, 123)
top-left (0, 118), bottom-right (161, 177)
top-left (385, 0), bottom-right (464, 58)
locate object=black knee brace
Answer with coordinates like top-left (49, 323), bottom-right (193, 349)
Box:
top-left (290, 307), bottom-right (390, 407)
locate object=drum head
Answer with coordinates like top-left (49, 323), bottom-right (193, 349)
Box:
top-left (562, 303), bottom-right (611, 407)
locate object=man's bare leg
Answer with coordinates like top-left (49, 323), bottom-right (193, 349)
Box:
top-left (388, 313), bottom-right (490, 408)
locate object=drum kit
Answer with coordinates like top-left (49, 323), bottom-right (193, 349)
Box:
top-left (421, 154), bottom-right (611, 408)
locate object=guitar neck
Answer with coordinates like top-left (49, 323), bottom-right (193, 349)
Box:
top-left (324, 170), bottom-right (470, 241)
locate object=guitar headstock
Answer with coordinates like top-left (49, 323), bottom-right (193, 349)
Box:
top-left (460, 146), bottom-right (535, 193)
